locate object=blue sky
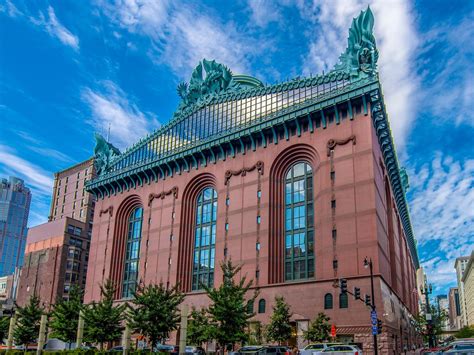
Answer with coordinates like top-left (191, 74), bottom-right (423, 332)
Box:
top-left (0, 0), bottom-right (472, 296)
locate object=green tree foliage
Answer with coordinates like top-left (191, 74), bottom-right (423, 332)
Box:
top-left (414, 304), bottom-right (448, 343)
top-left (49, 285), bottom-right (84, 346)
top-left (455, 325), bottom-right (474, 338)
top-left (13, 295), bottom-right (44, 347)
top-left (304, 312), bottom-right (331, 342)
top-left (0, 316), bottom-right (10, 344)
top-left (128, 282), bottom-right (184, 349)
top-left (265, 296), bottom-right (292, 345)
top-left (204, 260), bottom-right (257, 350)
top-left (187, 307), bottom-right (212, 346)
top-left (83, 280), bottom-right (126, 350)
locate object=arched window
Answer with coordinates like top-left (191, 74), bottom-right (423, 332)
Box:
top-left (339, 293), bottom-right (348, 309)
top-left (192, 187), bottom-right (217, 290)
top-left (122, 206), bottom-right (143, 298)
top-left (247, 300), bottom-right (254, 314)
top-left (284, 162), bottom-right (314, 281)
top-left (258, 299), bottom-right (266, 313)
top-left (324, 293), bottom-right (333, 309)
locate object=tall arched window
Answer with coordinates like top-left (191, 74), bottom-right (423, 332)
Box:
top-left (192, 187), bottom-right (217, 290)
top-left (285, 162), bottom-right (314, 281)
top-left (339, 293), bottom-right (349, 308)
top-left (122, 206), bottom-right (143, 298)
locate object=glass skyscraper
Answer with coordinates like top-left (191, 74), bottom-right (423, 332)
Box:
top-left (0, 177), bottom-right (31, 277)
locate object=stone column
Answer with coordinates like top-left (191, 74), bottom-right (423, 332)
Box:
top-left (36, 314), bottom-right (48, 355)
top-left (179, 304), bottom-right (189, 355)
top-left (6, 315), bottom-right (17, 350)
top-left (76, 310), bottom-right (85, 348)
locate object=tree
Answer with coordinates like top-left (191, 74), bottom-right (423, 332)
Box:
top-left (304, 313), bottom-right (331, 342)
top-left (83, 279), bottom-right (126, 350)
top-left (13, 295), bottom-right (44, 348)
top-left (0, 316), bottom-right (10, 344)
top-left (128, 282), bottom-right (184, 349)
top-left (49, 285), bottom-right (84, 346)
top-left (265, 296), bottom-right (292, 345)
top-left (455, 326), bottom-right (474, 339)
top-left (414, 304), bottom-right (448, 344)
top-left (204, 260), bottom-right (258, 351)
top-left (187, 307), bottom-right (211, 346)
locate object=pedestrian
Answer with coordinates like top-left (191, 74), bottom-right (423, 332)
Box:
top-left (291, 346), bottom-right (299, 355)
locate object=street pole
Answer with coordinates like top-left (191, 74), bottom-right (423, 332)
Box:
top-left (422, 281), bottom-right (434, 348)
top-left (368, 259), bottom-right (378, 355)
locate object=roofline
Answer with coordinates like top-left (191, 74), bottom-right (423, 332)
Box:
top-left (54, 157), bottom-right (94, 177)
top-left (461, 251), bottom-right (474, 282)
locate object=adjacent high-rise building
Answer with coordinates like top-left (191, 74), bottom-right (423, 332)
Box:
top-left (461, 251), bottom-right (474, 326)
top-left (0, 177), bottom-right (31, 277)
top-left (448, 287), bottom-right (462, 330)
top-left (16, 160), bottom-right (95, 307)
top-left (436, 295), bottom-right (449, 331)
top-left (85, 8), bottom-right (421, 352)
top-left (455, 256), bottom-right (470, 327)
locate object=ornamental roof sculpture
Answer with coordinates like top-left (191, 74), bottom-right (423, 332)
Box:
top-left (93, 133), bottom-right (121, 176)
top-left (333, 6), bottom-right (379, 78)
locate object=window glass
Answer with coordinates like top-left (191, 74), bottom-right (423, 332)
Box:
top-left (192, 188), bottom-right (217, 290)
top-left (284, 162), bottom-right (315, 281)
top-left (122, 206), bottom-right (143, 298)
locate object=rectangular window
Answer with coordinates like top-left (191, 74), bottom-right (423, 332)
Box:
top-left (331, 199), bottom-right (336, 209)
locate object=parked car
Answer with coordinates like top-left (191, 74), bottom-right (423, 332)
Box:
top-left (321, 344), bottom-right (362, 354)
top-left (300, 343), bottom-right (343, 355)
top-left (236, 345), bottom-right (290, 355)
top-left (155, 344), bottom-right (178, 353)
top-left (185, 346), bottom-right (206, 355)
top-left (108, 345), bottom-right (124, 352)
top-left (444, 341), bottom-right (474, 354)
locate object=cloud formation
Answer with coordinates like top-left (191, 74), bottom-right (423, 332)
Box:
top-left (97, 1), bottom-right (262, 78)
top-left (299, 0), bottom-right (419, 147)
top-left (31, 6), bottom-right (80, 50)
top-left (82, 81), bottom-right (159, 150)
top-left (407, 152), bottom-right (474, 291)
top-left (0, 145), bottom-right (53, 195)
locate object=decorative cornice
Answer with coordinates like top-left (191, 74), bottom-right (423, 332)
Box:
top-left (224, 161), bottom-right (264, 185)
top-left (99, 206), bottom-right (113, 217)
top-left (148, 186), bottom-right (179, 206)
top-left (326, 135), bottom-right (356, 156)
top-left (369, 88), bottom-right (419, 268)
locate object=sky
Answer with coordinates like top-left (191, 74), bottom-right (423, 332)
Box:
top-left (0, 0), bottom-right (473, 297)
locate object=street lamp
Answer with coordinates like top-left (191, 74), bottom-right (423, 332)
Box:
top-left (420, 279), bottom-right (435, 348)
top-left (364, 257), bottom-right (378, 355)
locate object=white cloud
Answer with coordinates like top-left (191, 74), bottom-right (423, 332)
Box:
top-left (420, 15), bottom-right (474, 127)
top-left (0, 145), bottom-right (53, 195)
top-left (82, 81), bottom-right (159, 150)
top-left (31, 6), bottom-right (79, 50)
top-left (407, 152), bottom-right (474, 290)
top-left (300, 0), bottom-right (419, 148)
top-left (97, 1), bottom-right (262, 78)
top-left (247, 0), bottom-right (281, 28)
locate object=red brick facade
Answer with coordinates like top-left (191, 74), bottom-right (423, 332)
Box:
top-left (85, 106), bottom-right (420, 353)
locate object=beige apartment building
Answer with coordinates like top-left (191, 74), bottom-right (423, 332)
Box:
top-left (461, 251), bottom-right (474, 326)
top-left (455, 256), bottom-right (470, 327)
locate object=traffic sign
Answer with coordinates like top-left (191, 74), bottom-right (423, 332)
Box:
top-left (371, 310), bottom-right (377, 324)
top-left (372, 325), bottom-right (378, 335)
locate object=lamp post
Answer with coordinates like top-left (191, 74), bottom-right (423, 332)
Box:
top-left (364, 257), bottom-right (378, 355)
top-left (420, 279), bottom-right (434, 348)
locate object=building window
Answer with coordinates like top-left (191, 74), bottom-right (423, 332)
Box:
top-left (258, 299), bottom-right (266, 313)
top-left (122, 207), bottom-right (143, 298)
top-left (192, 187), bottom-right (217, 291)
top-left (284, 162), bottom-right (314, 281)
top-left (324, 293), bottom-right (333, 309)
top-left (339, 293), bottom-right (349, 308)
top-left (247, 300), bottom-right (254, 314)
